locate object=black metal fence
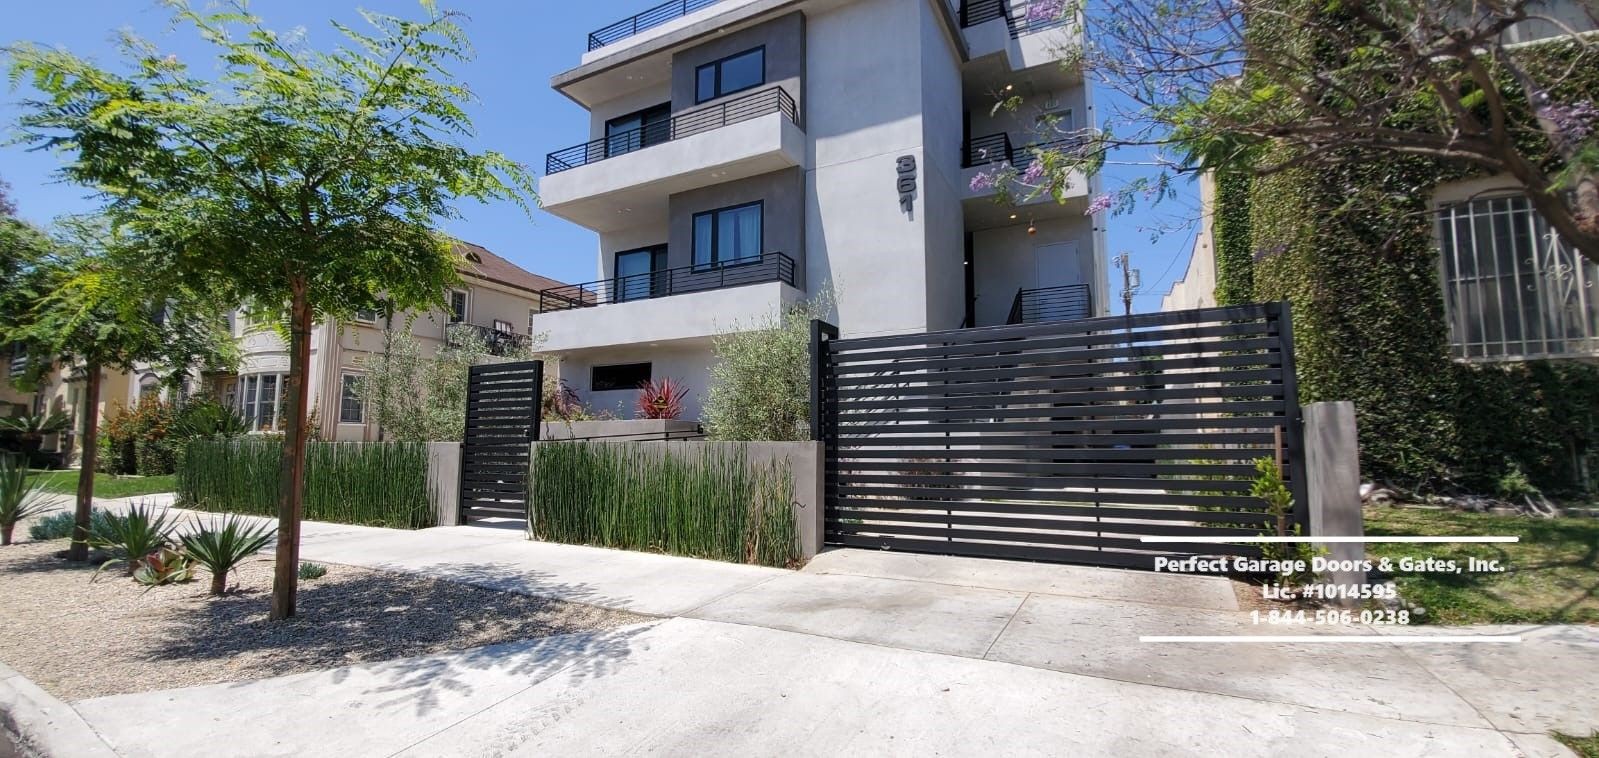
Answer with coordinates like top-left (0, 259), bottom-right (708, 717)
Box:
top-left (536, 252), bottom-right (797, 312)
top-left (958, 0), bottom-right (1074, 38)
top-left (963, 132), bottom-right (1088, 170)
top-left (460, 360), bottom-right (543, 524)
top-left (546, 87), bottom-right (798, 175)
top-left (1007, 284), bottom-right (1092, 324)
top-left (812, 303), bottom-right (1306, 570)
top-left (587, 0), bottom-right (722, 51)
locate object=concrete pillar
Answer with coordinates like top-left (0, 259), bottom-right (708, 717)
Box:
top-left (790, 441), bottom-right (825, 560)
top-left (426, 442), bottom-right (462, 527)
top-left (1304, 402), bottom-right (1363, 598)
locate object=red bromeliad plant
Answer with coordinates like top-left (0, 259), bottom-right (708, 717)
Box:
top-left (636, 378), bottom-right (688, 420)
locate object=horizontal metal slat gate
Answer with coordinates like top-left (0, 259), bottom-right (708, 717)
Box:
top-left (816, 303), bottom-right (1306, 569)
top-left (460, 360), bottom-right (543, 524)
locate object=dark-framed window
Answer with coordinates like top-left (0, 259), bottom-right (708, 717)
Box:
top-left (613, 245), bottom-right (669, 302)
top-left (695, 47), bottom-right (765, 104)
top-left (592, 362), bottom-right (652, 392)
top-left (605, 102), bottom-right (671, 157)
top-left (692, 201), bottom-right (763, 269)
top-left (448, 289), bottom-right (468, 324)
top-left (339, 374), bottom-right (365, 424)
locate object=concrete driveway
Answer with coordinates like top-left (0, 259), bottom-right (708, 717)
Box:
top-left (50, 511), bottom-right (1599, 757)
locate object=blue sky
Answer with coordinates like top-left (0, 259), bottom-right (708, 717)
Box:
top-left (0, 0), bottom-right (1196, 313)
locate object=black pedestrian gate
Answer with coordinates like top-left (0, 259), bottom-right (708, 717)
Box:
top-left (814, 303), bottom-right (1306, 570)
top-left (460, 360), bottom-right (543, 524)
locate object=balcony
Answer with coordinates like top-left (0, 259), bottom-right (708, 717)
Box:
top-left (537, 253), bottom-right (796, 312)
top-left (587, 0), bottom-right (723, 51)
top-left (532, 255), bottom-right (803, 353)
top-left (958, 0), bottom-right (1083, 73)
top-left (1006, 284), bottom-right (1093, 324)
top-left (446, 323), bottom-right (532, 356)
top-left (540, 88), bottom-right (805, 231)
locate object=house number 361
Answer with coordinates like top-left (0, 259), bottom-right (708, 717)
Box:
top-left (896, 155), bottom-right (917, 214)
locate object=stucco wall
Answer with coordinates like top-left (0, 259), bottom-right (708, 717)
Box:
top-left (553, 341), bottom-right (719, 422)
top-left (921, 0), bottom-right (969, 331)
top-left (669, 12), bottom-right (805, 121)
top-left (665, 167), bottom-right (806, 286)
top-left (970, 215), bottom-right (1098, 327)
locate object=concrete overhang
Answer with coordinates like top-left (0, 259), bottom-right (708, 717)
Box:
top-left (533, 280), bottom-right (805, 353)
top-left (539, 113), bottom-right (807, 232)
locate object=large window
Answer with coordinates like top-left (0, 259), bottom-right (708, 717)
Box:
top-left (448, 290), bottom-right (468, 324)
top-left (692, 202), bottom-right (763, 269)
top-left (614, 246), bottom-right (668, 302)
top-left (236, 374), bottom-right (284, 431)
top-left (592, 362), bottom-right (651, 392)
top-left (1437, 194), bottom-right (1598, 360)
top-left (695, 47), bottom-right (764, 103)
top-left (339, 374), bottom-right (365, 424)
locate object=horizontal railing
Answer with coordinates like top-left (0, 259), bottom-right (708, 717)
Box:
top-left (964, 131), bottom-right (1091, 171)
top-left (958, 0), bottom-right (1008, 26)
top-left (536, 252), bottom-right (797, 312)
top-left (1007, 284), bottom-right (1092, 324)
top-left (588, 0), bottom-right (722, 51)
top-left (545, 87), bottom-right (799, 175)
top-left (957, 0), bottom-right (1074, 38)
top-left (446, 323), bottom-right (532, 356)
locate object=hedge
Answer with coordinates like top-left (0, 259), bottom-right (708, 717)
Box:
top-left (530, 441), bottom-right (799, 567)
top-left (176, 440), bottom-right (435, 529)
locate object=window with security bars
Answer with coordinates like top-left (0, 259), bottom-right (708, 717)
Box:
top-left (1436, 195), bottom-right (1598, 360)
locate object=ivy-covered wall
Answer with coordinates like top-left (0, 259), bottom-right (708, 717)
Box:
top-left (1211, 170), bottom-right (1254, 306)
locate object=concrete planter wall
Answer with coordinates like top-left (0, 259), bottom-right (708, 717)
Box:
top-left (527, 439), bottom-right (824, 560)
top-left (539, 419), bottom-right (702, 441)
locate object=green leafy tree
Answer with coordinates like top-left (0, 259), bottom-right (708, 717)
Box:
top-left (704, 292), bottom-right (833, 442)
top-left (0, 216), bottom-right (228, 562)
top-left (7, 1), bottom-right (534, 618)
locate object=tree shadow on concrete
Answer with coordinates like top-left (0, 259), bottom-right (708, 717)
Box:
top-left (147, 560), bottom-right (651, 716)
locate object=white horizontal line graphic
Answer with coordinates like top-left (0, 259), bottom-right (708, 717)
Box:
top-left (1139, 635), bottom-right (1522, 644)
top-left (1138, 536), bottom-right (1519, 543)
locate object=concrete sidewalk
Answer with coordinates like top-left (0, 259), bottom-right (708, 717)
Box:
top-left (36, 495), bottom-right (1599, 755)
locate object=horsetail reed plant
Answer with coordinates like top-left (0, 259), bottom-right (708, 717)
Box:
top-left (530, 442), bottom-right (800, 567)
top-left (176, 440), bottom-right (433, 529)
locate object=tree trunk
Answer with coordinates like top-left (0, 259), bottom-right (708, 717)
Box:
top-left (210, 570), bottom-right (227, 596)
top-left (270, 280), bottom-right (313, 620)
top-left (67, 363), bottom-right (102, 563)
top-left (2, 524), bottom-right (14, 546)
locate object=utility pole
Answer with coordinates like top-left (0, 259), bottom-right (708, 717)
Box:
top-left (1114, 252), bottom-right (1141, 316)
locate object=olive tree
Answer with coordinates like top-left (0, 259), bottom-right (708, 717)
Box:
top-left (6, 0), bottom-right (534, 618)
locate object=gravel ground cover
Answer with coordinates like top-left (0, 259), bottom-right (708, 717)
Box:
top-left (0, 537), bottom-right (650, 701)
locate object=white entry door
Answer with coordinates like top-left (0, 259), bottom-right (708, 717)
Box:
top-left (1033, 241), bottom-right (1080, 289)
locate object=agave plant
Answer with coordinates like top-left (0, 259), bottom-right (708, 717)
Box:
top-left (89, 502), bottom-right (178, 576)
top-left (133, 547), bottom-right (195, 588)
top-left (181, 514), bottom-right (276, 595)
top-left (0, 412), bottom-right (71, 460)
top-left (0, 455), bottom-right (55, 545)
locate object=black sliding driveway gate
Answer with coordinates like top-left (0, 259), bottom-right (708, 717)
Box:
top-left (813, 303), bottom-right (1307, 570)
top-left (460, 360), bottom-right (543, 524)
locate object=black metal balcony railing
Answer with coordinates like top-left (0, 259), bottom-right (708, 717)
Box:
top-left (546, 87), bottom-right (798, 175)
top-left (1007, 284), bottom-right (1092, 324)
top-left (963, 132), bottom-right (1090, 171)
top-left (536, 252), bottom-right (797, 312)
top-left (958, 0), bottom-right (1074, 38)
top-left (588, 0), bottom-right (722, 51)
top-left (446, 323), bottom-right (532, 356)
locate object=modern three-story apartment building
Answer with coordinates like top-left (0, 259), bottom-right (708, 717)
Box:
top-left (532, 0), bottom-right (1108, 420)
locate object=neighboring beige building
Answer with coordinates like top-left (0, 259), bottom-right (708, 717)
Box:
top-left (3, 240), bottom-right (568, 454)
top-left (1160, 172), bottom-right (1218, 313)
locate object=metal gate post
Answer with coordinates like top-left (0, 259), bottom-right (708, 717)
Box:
top-left (1271, 301), bottom-right (1312, 535)
top-left (809, 319), bottom-right (838, 441)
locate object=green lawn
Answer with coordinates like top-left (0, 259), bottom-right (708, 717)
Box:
top-left (1365, 507), bottom-right (1599, 625)
top-left (1556, 732), bottom-right (1599, 758)
top-left (24, 470), bottom-right (177, 499)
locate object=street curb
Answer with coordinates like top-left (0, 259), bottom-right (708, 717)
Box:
top-left (0, 662), bottom-right (119, 758)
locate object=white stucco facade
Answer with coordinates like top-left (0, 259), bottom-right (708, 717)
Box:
top-left (536, 0), bottom-right (1108, 421)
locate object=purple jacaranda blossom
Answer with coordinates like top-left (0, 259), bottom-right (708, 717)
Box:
top-left (1027, 0), bottom-right (1066, 24)
top-left (1021, 158), bottom-right (1050, 185)
top-left (1084, 193), bottom-right (1113, 216)
top-left (970, 171), bottom-right (999, 192)
top-left (1537, 100), bottom-right (1599, 144)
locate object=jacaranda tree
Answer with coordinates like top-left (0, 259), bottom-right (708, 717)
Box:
top-left (6, 0), bottom-right (535, 618)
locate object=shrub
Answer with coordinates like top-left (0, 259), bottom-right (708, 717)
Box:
top-left (704, 291), bottom-right (831, 441)
top-left (181, 514), bottom-right (275, 595)
top-left (135, 438), bottom-right (178, 477)
top-left (29, 508), bottom-right (111, 542)
top-left (89, 501), bottom-right (179, 576)
top-left (636, 377), bottom-right (687, 420)
top-left (133, 547), bottom-right (194, 588)
top-left (177, 440), bottom-right (433, 528)
top-left (531, 441), bottom-right (800, 567)
top-left (169, 396), bottom-right (250, 440)
top-left (359, 327), bottom-right (541, 442)
top-left (101, 398), bottom-right (175, 475)
top-left (0, 456), bottom-right (54, 545)
top-left (298, 561), bottom-right (328, 580)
